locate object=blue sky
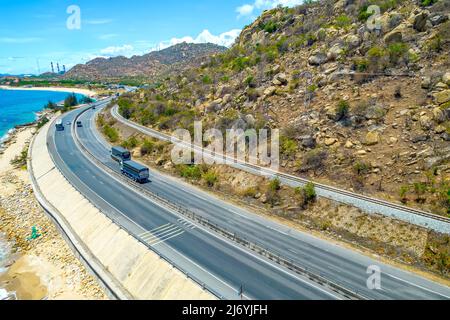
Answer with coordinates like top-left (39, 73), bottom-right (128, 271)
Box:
top-left (0, 0), bottom-right (303, 74)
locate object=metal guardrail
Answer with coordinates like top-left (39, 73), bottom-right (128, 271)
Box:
top-left (111, 106), bottom-right (450, 227)
top-left (72, 104), bottom-right (225, 300)
top-left (77, 104), bottom-right (369, 300)
top-left (28, 111), bottom-right (132, 300)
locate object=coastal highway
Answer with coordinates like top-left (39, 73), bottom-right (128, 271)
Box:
top-left (110, 106), bottom-right (450, 234)
top-left (48, 100), bottom-right (450, 300)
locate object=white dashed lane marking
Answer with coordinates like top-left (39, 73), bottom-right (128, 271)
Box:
top-left (139, 221), bottom-right (193, 247)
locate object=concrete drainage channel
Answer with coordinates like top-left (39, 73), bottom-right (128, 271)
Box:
top-left (76, 105), bottom-right (367, 300)
top-left (29, 107), bottom-right (215, 300)
top-left (28, 114), bottom-right (131, 300)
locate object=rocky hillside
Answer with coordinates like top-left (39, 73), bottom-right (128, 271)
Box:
top-left (114, 0), bottom-right (450, 216)
top-left (64, 42), bottom-right (227, 81)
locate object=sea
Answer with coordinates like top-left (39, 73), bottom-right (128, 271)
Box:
top-left (0, 88), bottom-right (85, 300)
top-left (0, 89), bottom-right (85, 144)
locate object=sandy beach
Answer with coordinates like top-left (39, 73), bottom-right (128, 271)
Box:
top-left (0, 85), bottom-right (97, 98)
top-left (0, 125), bottom-right (107, 300)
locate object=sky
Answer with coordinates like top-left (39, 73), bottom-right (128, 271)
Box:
top-left (0, 0), bottom-right (304, 75)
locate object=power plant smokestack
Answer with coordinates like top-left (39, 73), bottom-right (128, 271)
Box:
top-left (57, 63), bottom-right (60, 73)
top-left (63, 65), bottom-right (66, 73)
top-left (51, 62), bottom-right (54, 73)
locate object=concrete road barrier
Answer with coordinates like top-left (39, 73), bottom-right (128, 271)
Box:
top-left (29, 115), bottom-right (215, 300)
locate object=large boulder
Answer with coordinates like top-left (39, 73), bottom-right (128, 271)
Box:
top-left (308, 53), bottom-right (328, 66)
top-left (365, 104), bottom-right (386, 120)
top-left (300, 135), bottom-right (317, 149)
top-left (363, 131), bottom-right (380, 146)
top-left (216, 85), bottom-right (232, 97)
top-left (384, 30), bottom-right (403, 44)
top-left (413, 12), bottom-right (429, 32)
top-left (429, 14), bottom-right (448, 26)
top-left (345, 34), bottom-right (361, 49)
top-left (442, 72), bottom-right (450, 86)
top-left (327, 44), bottom-right (344, 61)
top-left (419, 115), bottom-right (433, 130)
top-left (433, 90), bottom-right (450, 105)
top-left (433, 107), bottom-right (447, 123)
top-left (263, 86), bottom-right (277, 97)
top-left (273, 73), bottom-right (288, 86)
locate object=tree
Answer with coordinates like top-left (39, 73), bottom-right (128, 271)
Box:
top-left (64, 93), bottom-right (78, 109)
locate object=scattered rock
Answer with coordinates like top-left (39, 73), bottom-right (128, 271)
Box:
top-left (384, 30), bottom-right (403, 44)
top-left (363, 131), bottom-right (380, 146)
top-left (433, 90), bottom-right (450, 105)
top-left (435, 125), bottom-right (446, 134)
top-left (308, 53), bottom-right (328, 66)
top-left (429, 14), bottom-right (448, 26)
top-left (432, 107), bottom-right (446, 123)
top-left (273, 73), bottom-right (288, 86)
top-left (443, 72), bottom-right (450, 86)
top-left (327, 44), bottom-right (344, 61)
top-left (411, 134), bottom-right (429, 143)
top-left (421, 76), bottom-right (432, 89)
top-left (419, 115), bottom-right (433, 130)
top-left (345, 34), bottom-right (361, 49)
top-left (300, 136), bottom-right (316, 149)
top-left (264, 86), bottom-right (277, 97)
top-left (324, 138), bottom-right (338, 146)
top-left (413, 12), bottom-right (429, 32)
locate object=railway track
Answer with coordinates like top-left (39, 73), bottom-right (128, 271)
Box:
top-left (76, 103), bottom-right (367, 300)
top-left (110, 105), bottom-right (450, 233)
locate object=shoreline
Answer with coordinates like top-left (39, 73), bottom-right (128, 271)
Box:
top-left (0, 85), bottom-right (97, 98)
top-left (0, 125), bottom-right (107, 300)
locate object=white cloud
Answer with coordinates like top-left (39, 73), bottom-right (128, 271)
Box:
top-left (236, 0), bottom-right (304, 17)
top-left (98, 33), bottom-right (119, 40)
top-left (0, 37), bottom-right (42, 44)
top-left (237, 4), bottom-right (255, 17)
top-left (158, 29), bottom-right (241, 50)
top-left (85, 19), bottom-right (113, 25)
top-left (100, 44), bottom-right (134, 57)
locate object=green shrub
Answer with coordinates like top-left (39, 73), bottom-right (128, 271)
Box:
top-left (355, 58), bottom-right (369, 72)
top-left (10, 147), bottom-right (28, 169)
top-left (295, 182), bottom-right (317, 208)
top-left (280, 136), bottom-right (298, 157)
top-left (37, 116), bottom-right (49, 129)
top-left (202, 75), bottom-right (213, 84)
top-left (420, 0), bottom-right (437, 6)
top-left (121, 136), bottom-right (139, 149)
top-left (244, 75), bottom-right (256, 88)
top-left (103, 125), bottom-right (119, 143)
top-left (335, 15), bottom-right (352, 28)
top-left (354, 161), bottom-right (370, 175)
top-left (263, 21), bottom-right (278, 33)
top-left (179, 165), bottom-right (202, 180)
top-left (140, 139), bottom-right (154, 156)
top-left (336, 100), bottom-right (350, 121)
top-left (387, 42), bottom-right (409, 63)
top-left (269, 178), bottom-right (281, 192)
top-left (304, 182), bottom-right (317, 202)
top-left (202, 170), bottom-right (218, 187)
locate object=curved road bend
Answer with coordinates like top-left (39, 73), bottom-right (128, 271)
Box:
top-left (80, 104), bottom-right (450, 300)
top-left (48, 103), bottom-right (341, 300)
top-left (50, 101), bottom-right (450, 300)
top-left (111, 105), bottom-right (450, 234)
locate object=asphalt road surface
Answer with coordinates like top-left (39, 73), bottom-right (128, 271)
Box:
top-left (47, 101), bottom-right (450, 300)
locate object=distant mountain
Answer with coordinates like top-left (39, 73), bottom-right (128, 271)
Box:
top-left (64, 42), bottom-right (227, 81)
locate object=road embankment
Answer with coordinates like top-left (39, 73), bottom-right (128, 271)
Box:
top-left (0, 125), bottom-right (106, 300)
top-left (29, 115), bottom-right (215, 300)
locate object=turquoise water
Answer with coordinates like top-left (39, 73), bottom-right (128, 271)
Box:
top-left (0, 89), bottom-right (85, 142)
